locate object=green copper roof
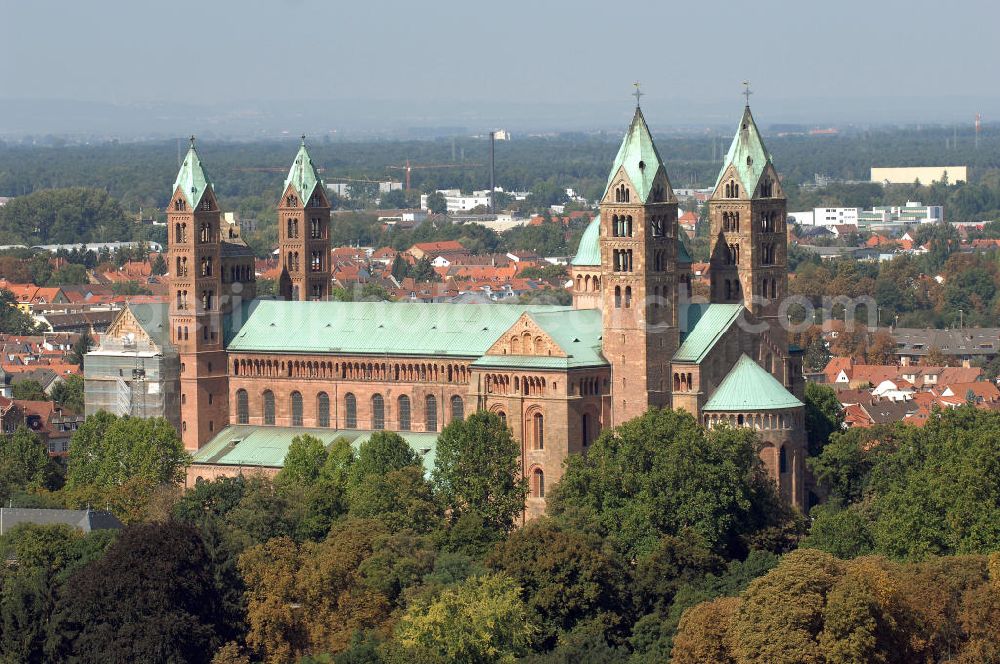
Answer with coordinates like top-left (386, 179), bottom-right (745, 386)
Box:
top-left (571, 215), bottom-right (601, 266)
top-left (172, 141), bottom-right (213, 208)
top-left (473, 308), bottom-right (606, 370)
top-left (604, 107), bottom-right (668, 203)
top-left (191, 425), bottom-right (438, 474)
top-left (714, 106), bottom-right (772, 195)
top-left (284, 139), bottom-right (324, 203)
top-left (678, 240), bottom-right (692, 264)
top-left (672, 303), bottom-right (744, 364)
top-left (227, 301), bottom-right (574, 357)
top-left (703, 354), bottom-right (803, 412)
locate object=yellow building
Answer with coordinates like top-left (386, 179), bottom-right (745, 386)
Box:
top-left (870, 166), bottom-right (967, 185)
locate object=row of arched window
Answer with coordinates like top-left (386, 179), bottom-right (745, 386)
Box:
top-left (613, 285), bottom-right (633, 308)
top-left (652, 249), bottom-right (668, 272)
top-left (703, 412), bottom-right (793, 431)
top-left (611, 214), bottom-right (633, 237)
top-left (236, 389), bottom-right (463, 432)
top-left (724, 243), bottom-right (740, 265)
top-left (760, 243), bottom-right (776, 265)
top-left (286, 251), bottom-right (300, 272)
top-left (612, 249), bottom-right (633, 272)
top-left (722, 211), bottom-right (740, 233)
top-left (574, 274), bottom-right (601, 293)
top-left (723, 278), bottom-right (743, 301)
top-left (673, 371), bottom-right (694, 391)
top-left (758, 278), bottom-right (778, 300)
top-left (614, 184), bottom-right (631, 203)
top-left (286, 218), bottom-right (300, 239)
top-left (575, 376), bottom-right (603, 396)
top-left (650, 215), bottom-right (669, 238)
top-left (724, 180), bottom-right (740, 198)
top-left (310, 217), bottom-right (325, 239)
top-left (483, 373), bottom-right (549, 396)
top-left (760, 211), bottom-right (778, 233)
top-left (226, 264), bottom-right (254, 283)
top-left (232, 358), bottom-right (471, 384)
top-left (509, 333), bottom-right (548, 356)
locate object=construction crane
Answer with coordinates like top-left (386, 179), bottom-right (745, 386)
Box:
top-left (233, 168), bottom-right (391, 186)
top-left (387, 160), bottom-right (480, 191)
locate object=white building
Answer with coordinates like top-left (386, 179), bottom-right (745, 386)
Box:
top-left (813, 207), bottom-right (860, 227)
top-left (787, 211), bottom-right (815, 226)
top-left (420, 189), bottom-right (495, 213)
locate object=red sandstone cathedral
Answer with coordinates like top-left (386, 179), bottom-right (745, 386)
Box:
top-left (162, 103), bottom-right (805, 518)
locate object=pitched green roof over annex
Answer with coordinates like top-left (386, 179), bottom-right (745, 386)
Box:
top-left (714, 105), bottom-right (773, 196)
top-left (672, 303), bottom-right (744, 364)
top-left (191, 425), bottom-right (438, 474)
top-left (702, 354), bottom-right (803, 412)
top-left (226, 300), bottom-right (576, 358)
top-left (604, 107), bottom-right (668, 204)
top-left (284, 138), bottom-right (324, 202)
top-left (173, 140), bottom-right (213, 208)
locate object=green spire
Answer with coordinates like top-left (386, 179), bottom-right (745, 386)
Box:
top-left (284, 135), bottom-right (324, 203)
top-left (172, 136), bottom-right (213, 208)
top-left (604, 107), bottom-right (668, 204)
top-left (703, 354), bottom-right (802, 411)
top-left (714, 105), bottom-right (773, 195)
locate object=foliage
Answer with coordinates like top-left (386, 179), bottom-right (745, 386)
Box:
top-left (389, 573), bottom-right (536, 664)
top-left (803, 382), bottom-right (844, 457)
top-left (486, 517), bottom-right (629, 650)
top-left (549, 408), bottom-right (784, 558)
top-left (0, 289), bottom-right (45, 335)
top-left (64, 413), bottom-right (189, 521)
top-left (46, 522), bottom-right (226, 663)
top-left (278, 434), bottom-right (328, 486)
top-left (433, 411), bottom-right (526, 533)
top-left (50, 374), bottom-right (84, 412)
top-left (0, 188), bottom-right (132, 245)
top-left (0, 427), bottom-right (55, 500)
top-left (12, 379), bottom-right (48, 402)
top-left (66, 330), bottom-right (94, 368)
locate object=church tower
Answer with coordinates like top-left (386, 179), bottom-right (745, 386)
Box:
top-left (168, 138), bottom-right (230, 451)
top-left (278, 137), bottom-right (331, 301)
top-left (600, 105), bottom-right (680, 426)
top-left (708, 103), bottom-right (794, 387)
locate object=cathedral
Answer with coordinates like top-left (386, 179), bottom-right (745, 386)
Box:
top-left (161, 102), bottom-right (806, 517)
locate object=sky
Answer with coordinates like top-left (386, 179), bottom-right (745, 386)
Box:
top-left (1, 0), bottom-right (997, 135)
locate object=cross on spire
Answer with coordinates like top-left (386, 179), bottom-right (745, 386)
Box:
top-left (742, 80), bottom-right (753, 107)
top-left (301, 134), bottom-right (307, 146)
top-left (189, 135), bottom-right (196, 149)
top-left (632, 81), bottom-right (643, 108)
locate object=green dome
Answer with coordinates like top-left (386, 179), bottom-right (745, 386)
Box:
top-left (571, 214), bottom-right (601, 266)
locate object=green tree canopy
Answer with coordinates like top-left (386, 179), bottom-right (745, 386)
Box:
top-left (433, 411), bottom-right (526, 533)
top-left (549, 408), bottom-right (782, 558)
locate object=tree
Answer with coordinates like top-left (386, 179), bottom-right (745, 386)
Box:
top-left (725, 549), bottom-right (845, 664)
top-left (425, 192), bottom-right (447, 215)
top-left (549, 408), bottom-right (780, 558)
top-left (803, 382), bottom-right (844, 457)
top-left (12, 380), bottom-right (48, 402)
top-left (347, 466), bottom-right (442, 534)
top-left (865, 331), bottom-right (897, 365)
top-left (670, 596), bottom-right (740, 664)
top-left (110, 281), bottom-right (153, 296)
top-left (486, 517), bottom-right (629, 649)
top-left (0, 289), bottom-right (44, 335)
top-left (46, 523), bottom-right (225, 663)
top-left (278, 434), bottom-right (328, 486)
top-left (66, 330), bottom-right (93, 368)
top-left (50, 374), bottom-right (84, 412)
top-left (347, 431), bottom-right (419, 488)
top-left (65, 414), bottom-right (189, 521)
top-left (151, 253), bottom-right (167, 276)
top-left (47, 264), bottom-right (88, 285)
top-left (800, 504), bottom-right (875, 559)
top-left (433, 411), bottom-right (526, 533)
top-left (389, 573), bottom-right (536, 663)
top-left (0, 427), bottom-right (52, 499)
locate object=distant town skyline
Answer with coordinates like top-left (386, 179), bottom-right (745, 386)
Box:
top-left (2, 0), bottom-right (998, 136)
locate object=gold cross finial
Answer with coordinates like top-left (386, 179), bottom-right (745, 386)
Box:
top-left (633, 81), bottom-right (643, 108)
top-left (742, 80), bottom-right (752, 107)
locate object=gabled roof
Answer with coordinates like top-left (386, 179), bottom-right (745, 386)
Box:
top-left (172, 140), bottom-right (213, 208)
top-left (672, 303), bottom-right (744, 364)
top-left (226, 301), bottom-right (573, 358)
top-left (192, 425), bottom-right (438, 474)
top-left (283, 139), bottom-right (324, 202)
top-left (678, 240), bottom-right (692, 264)
top-left (472, 308), bottom-right (606, 370)
top-left (571, 214), bottom-right (601, 266)
top-left (703, 354), bottom-right (803, 412)
top-left (0, 508), bottom-right (122, 535)
top-left (714, 105), bottom-right (773, 195)
top-left (604, 107), bottom-right (668, 203)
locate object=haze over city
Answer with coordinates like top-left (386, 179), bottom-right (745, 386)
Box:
top-left (2, 0), bottom-right (999, 137)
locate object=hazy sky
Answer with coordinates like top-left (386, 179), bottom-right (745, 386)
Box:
top-left (2, 0), bottom-right (997, 132)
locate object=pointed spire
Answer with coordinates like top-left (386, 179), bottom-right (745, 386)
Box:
top-left (604, 106), bottom-right (669, 203)
top-left (172, 135), bottom-right (213, 208)
top-left (714, 105), bottom-right (772, 195)
top-left (284, 136), bottom-right (324, 203)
